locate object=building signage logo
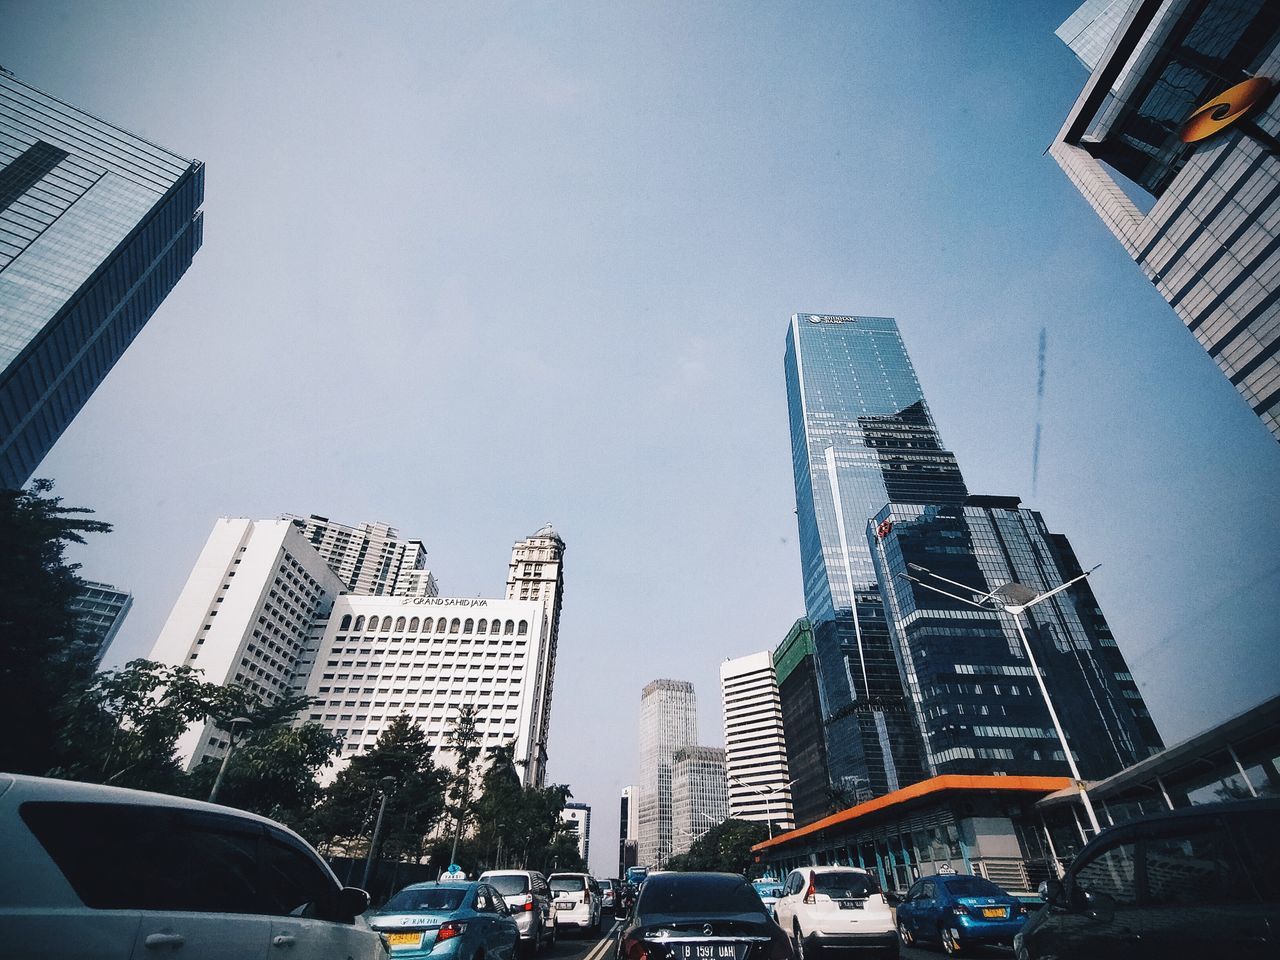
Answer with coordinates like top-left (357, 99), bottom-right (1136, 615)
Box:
top-left (402, 597), bottom-right (489, 606)
top-left (1180, 77), bottom-right (1274, 144)
top-left (806, 315), bottom-right (855, 324)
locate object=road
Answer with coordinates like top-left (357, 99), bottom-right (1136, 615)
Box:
top-left (543, 914), bottom-right (1014, 960)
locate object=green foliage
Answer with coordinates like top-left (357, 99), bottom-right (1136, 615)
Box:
top-left (305, 715), bottom-right (446, 865)
top-left (52, 659), bottom-right (231, 792)
top-left (0, 479), bottom-right (110, 774)
top-left (664, 818), bottom-right (768, 874)
top-left (444, 702), bottom-right (483, 851)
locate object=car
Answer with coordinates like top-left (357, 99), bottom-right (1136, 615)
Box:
top-left (752, 877), bottom-right (785, 914)
top-left (478, 869), bottom-right (557, 953)
top-left (895, 872), bottom-right (1032, 955)
top-left (369, 881), bottom-right (519, 960)
top-left (548, 872), bottom-right (601, 934)
top-left (1015, 797), bottom-right (1280, 960)
top-left (772, 866), bottom-right (896, 959)
top-left (616, 871), bottom-right (792, 960)
top-left (0, 772), bottom-right (385, 959)
top-left (598, 878), bottom-right (617, 911)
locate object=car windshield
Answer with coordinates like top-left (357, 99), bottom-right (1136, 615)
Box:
top-left (813, 872), bottom-right (876, 898)
top-left (944, 876), bottom-right (1005, 898)
top-left (487, 875), bottom-right (530, 896)
top-left (551, 876), bottom-right (586, 892)
top-left (382, 887), bottom-right (467, 913)
top-left (638, 875), bottom-right (764, 916)
top-left (600, 881), bottom-right (613, 890)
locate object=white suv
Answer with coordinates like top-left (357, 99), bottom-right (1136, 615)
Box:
top-left (0, 773), bottom-right (387, 960)
top-left (548, 872), bottom-right (600, 934)
top-left (773, 866), bottom-right (897, 959)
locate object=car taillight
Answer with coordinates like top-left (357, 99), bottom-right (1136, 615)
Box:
top-left (583, 891), bottom-right (591, 904)
top-left (803, 871), bottom-right (817, 905)
top-left (948, 905), bottom-right (971, 918)
top-left (621, 936), bottom-right (648, 960)
top-left (438, 921), bottom-right (468, 942)
top-left (523, 900), bottom-right (535, 911)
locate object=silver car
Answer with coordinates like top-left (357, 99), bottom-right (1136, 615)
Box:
top-left (0, 773), bottom-right (386, 960)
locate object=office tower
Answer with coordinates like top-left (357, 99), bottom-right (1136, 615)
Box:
top-left (0, 70), bottom-right (204, 488)
top-left (637, 679), bottom-right (696, 868)
top-left (69, 580), bottom-right (132, 667)
top-left (297, 593), bottom-right (553, 785)
top-left (505, 524), bottom-right (566, 787)
top-left (562, 802), bottom-right (591, 865)
top-left (772, 619), bottom-right (833, 827)
top-left (869, 496), bottom-right (1164, 781)
top-left (285, 515), bottom-right (429, 596)
top-left (619, 785), bottom-right (638, 875)
top-left (720, 652), bottom-right (794, 832)
top-left (1051, 0), bottom-right (1280, 439)
top-left (785, 313), bottom-right (963, 807)
top-left (670, 746), bottom-right (728, 858)
top-left (149, 519), bottom-right (346, 769)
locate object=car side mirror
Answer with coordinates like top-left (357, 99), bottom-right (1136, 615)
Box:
top-left (883, 892), bottom-right (902, 907)
top-left (1037, 879), bottom-right (1065, 906)
top-left (336, 886), bottom-right (371, 921)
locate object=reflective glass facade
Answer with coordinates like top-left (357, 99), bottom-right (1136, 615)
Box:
top-left (0, 71), bottom-right (204, 488)
top-left (868, 496), bottom-right (1163, 781)
top-left (1051, 0), bottom-right (1280, 437)
top-left (636, 679), bottom-right (696, 867)
top-left (784, 314), bottom-right (964, 812)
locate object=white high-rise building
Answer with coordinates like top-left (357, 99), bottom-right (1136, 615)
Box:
top-left (562, 801), bottom-right (591, 865)
top-left (506, 524), bottom-right (566, 787)
top-left (720, 651), bottom-right (795, 832)
top-left (637, 679), bottom-right (696, 868)
top-left (149, 519), bottom-right (346, 769)
top-left (297, 594), bottom-right (552, 785)
top-left (670, 746), bottom-right (728, 857)
top-left (285, 514), bottom-right (431, 596)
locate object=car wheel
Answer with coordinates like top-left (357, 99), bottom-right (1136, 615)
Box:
top-left (939, 925), bottom-right (964, 956)
top-left (897, 921), bottom-right (913, 947)
top-left (793, 924), bottom-right (815, 960)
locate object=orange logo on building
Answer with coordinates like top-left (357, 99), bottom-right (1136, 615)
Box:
top-left (1180, 77), bottom-right (1274, 143)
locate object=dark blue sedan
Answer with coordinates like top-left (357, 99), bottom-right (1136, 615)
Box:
top-left (369, 881), bottom-right (519, 960)
top-left (895, 873), bottom-right (1032, 955)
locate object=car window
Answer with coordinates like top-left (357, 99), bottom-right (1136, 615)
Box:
top-left (638, 876), bottom-right (764, 916)
top-left (384, 886), bottom-right (468, 912)
top-left (942, 876), bottom-right (1004, 898)
top-left (921, 881), bottom-right (936, 900)
top-left (20, 801), bottom-right (264, 914)
top-left (1071, 840), bottom-right (1138, 906)
top-left (487, 875), bottom-right (530, 896)
top-left (262, 831), bottom-right (341, 920)
top-left (1230, 811), bottom-right (1280, 902)
top-left (490, 888), bottom-right (509, 915)
top-left (1143, 824), bottom-right (1248, 906)
top-left (475, 887), bottom-right (496, 913)
top-left (812, 872), bottom-right (875, 898)
top-left (786, 873), bottom-right (802, 896)
top-left (551, 876), bottom-right (585, 893)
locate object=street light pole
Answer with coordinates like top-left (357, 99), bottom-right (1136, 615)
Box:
top-left (897, 564), bottom-right (1104, 835)
top-left (207, 717), bottom-right (251, 803)
top-left (728, 775), bottom-right (797, 841)
top-left (362, 776), bottom-right (397, 891)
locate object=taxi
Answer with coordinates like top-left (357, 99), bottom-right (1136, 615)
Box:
top-left (370, 881), bottom-right (519, 959)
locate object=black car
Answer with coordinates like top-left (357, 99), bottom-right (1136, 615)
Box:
top-left (1016, 797), bottom-right (1280, 960)
top-left (617, 872), bottom-right (793, 960)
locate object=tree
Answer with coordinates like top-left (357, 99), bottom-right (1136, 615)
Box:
top-left (0, 479), bottom-right (110, 774)
top-left (664, 819), bottom-right (767, 874)
top-left (306, 715), bottom-right (446, 868)
top-left (444, 702), bottom-right (483, 866)
top-left (52, 659), bottom-right (230, 792)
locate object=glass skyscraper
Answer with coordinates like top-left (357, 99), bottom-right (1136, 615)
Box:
top-left (0, 70), bottom-right (204, 488)
top-left (784, 314), bottom-right (966, 811)
top-left (636, 679), bottom-right (696, 868)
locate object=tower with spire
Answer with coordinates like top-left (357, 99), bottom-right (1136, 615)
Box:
top-left (506, 523), bottom-right (566, 786)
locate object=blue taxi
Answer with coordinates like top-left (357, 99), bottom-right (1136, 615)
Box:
top-left (369, 881), bottom-right (519, 959)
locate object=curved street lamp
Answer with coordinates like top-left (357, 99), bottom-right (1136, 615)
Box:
top-left (207, 716), bottom-right (252, 803)
top-left (896, 562), bottom-right (1104, 835)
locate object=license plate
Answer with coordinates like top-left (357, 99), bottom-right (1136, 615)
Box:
top-left (386, 931), bottom-right (425, 948)
top-left (838, 900), bottom-right (864, 910)
top-left (556, 901), bottom-right (574, 909)
top-left (673, 943), bottom-right (747, 960)
top-left (981, 907), bottom-right (1008, 918)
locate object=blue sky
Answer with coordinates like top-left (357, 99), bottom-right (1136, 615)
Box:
top-left (5, 1), bottom-right (1278, 876)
